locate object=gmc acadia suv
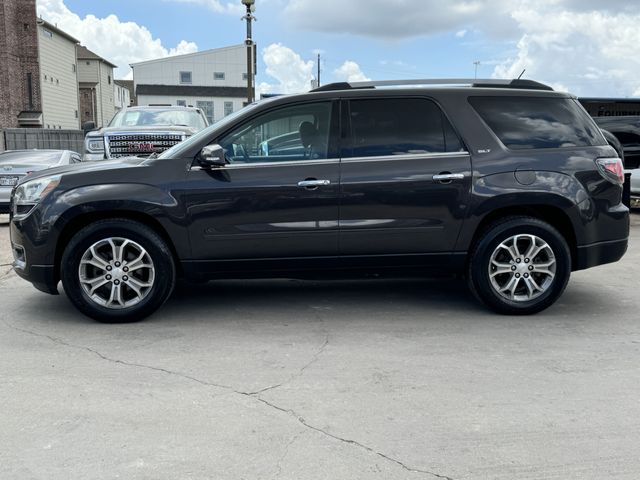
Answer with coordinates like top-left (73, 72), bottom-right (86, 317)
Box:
top-left (10, 79), bottom-right (629, 322)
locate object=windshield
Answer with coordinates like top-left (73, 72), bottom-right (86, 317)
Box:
top-left (0, 151), bottom-right (63, 165)
top-left (109, 109), bottom-right (207, 129)
top-left (158, 103), bottom-right (261, 159)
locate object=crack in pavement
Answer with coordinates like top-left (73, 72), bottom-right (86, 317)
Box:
top-left (244, 334), bottom-right (330, 396)
top-left (2, 320), bottom-right (454, 480)
top-left (271, 431), bottom-right (304, 480)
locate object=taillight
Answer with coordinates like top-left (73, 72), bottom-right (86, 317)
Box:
top-left (595, 157), bottom-right (624, 185)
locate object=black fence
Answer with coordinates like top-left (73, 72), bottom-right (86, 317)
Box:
top-left (1, 128), bottom-right (84, 154)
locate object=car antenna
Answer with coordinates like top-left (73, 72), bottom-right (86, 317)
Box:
top-left (517, 69), bottom-right (526, 80)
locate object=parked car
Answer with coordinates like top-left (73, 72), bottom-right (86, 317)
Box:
top-left (630, 169), bottom-right (640, 209)
top-left (83, 106), bottom-right (209, 161)
top-left (591, 116), bottom-right (640, 169)
top-left (10, 78), bottom-right (629, 322)
top-left (0, 149), bottom-right (81, 214)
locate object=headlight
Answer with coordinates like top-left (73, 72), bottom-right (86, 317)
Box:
top-left (13, 175), bottom-right (61, 206)
top-left (85, 136), bottom-right (105, 153)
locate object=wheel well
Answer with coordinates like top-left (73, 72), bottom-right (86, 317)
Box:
top-left (54, 211), bottom-right (182, 280)
top-left (471, 205), bottom-right (577, 266)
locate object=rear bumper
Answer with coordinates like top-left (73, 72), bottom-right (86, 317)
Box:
top-left (575, 237), bottom-right (628, 271)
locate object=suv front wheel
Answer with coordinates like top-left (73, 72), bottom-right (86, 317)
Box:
top-left (468, 217), bottom-right (571, 315)
top-left (61, 219), bottom-right (176, 322)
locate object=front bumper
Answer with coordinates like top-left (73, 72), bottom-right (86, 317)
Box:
top-left (10, 211), bottom-right (60, 295)
top-left (83, 153), bottom-right (106, 162)
top-left (0, 187), bottom-right (11, 213)
top-left (13, 263), bottom-right (59, 294)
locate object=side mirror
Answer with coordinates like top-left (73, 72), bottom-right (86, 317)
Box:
top-left (82, 121), bottom-right (96, 135)
top-left (198, 144), bottom-right (227, 168)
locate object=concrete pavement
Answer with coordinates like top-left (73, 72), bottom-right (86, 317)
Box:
top-left (0, 213), bottom-right (639, 479)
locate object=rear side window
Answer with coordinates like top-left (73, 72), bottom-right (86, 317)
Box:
top-left (469, 96), bottom-right (606, 150)
top-left (347, 98), bottom-right (464, 158)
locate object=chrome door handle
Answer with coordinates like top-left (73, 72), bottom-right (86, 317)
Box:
top-left (298, 179), bottom-right (331, 188)
top-left (433, 173), bottom-right (465, 183)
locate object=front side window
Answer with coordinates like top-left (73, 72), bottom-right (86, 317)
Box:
top-left (347, 98), bottom-right (463, 158)
top-left (218, 102), bottom-right (332, 164)
top-left (469, 96), bottom-right (606, 150)
top-left (179, 71), bottom-right (192, 84)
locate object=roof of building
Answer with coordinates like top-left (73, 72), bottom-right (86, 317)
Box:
top-left (129, 44), bottom-right (245, 67)
top-left (76, 45), bottom-right (118, 68)
top-left (115, 79), bottom-right (134, 90)
top-left (37, 19), bottom-right (80, 44)
top-left (136, 84), bottom-right (248, 98)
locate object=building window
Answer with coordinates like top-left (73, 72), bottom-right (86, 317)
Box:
top-left (42, 28), bottom-right (52, 38)
top-left (86, 61), bottom-right (91, 65)
top-left (108, 75), bottom-right (111, 85)
top-left (179, 71), bottom-right (192, 84)
top-left (75, 110), bottom-right (78, 118)
top-left (176, 100), bottom-right (186, 107)
top-left (27, 73), bottom-right (33, 109)
top-left (224, 101), bottom-right (233, 116)
top-left (72, 63), bottom-right (76, 73)
top-left (196, 101), bottom-right (214, 124)
top-left (214, 72), bottom-right (225, 80)
top-left (242, 73), bottom-right (249, 81)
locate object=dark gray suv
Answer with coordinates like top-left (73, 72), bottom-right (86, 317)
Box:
top-left (9, 79), bottom-right (630, 322)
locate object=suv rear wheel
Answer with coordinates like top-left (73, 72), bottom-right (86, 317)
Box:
top-left (468, 217), bottom-right (571, 315)
top-left (61, 219), bottom-right (176, 322)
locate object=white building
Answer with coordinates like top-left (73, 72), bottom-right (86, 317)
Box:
top-left (114, 80), bottom-right (132, 112)
top-left (77, 45), bottom-right (116, 128)
top-left (131, 44), bottom-right (252, 124)
top-left (37, 19), bottom-right (80, 129)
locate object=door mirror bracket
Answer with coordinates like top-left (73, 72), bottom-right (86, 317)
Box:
top-left (198, 144), bottom-right (227, 168)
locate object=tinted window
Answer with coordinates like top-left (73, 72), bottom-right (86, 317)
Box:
top-left (347, 98), bottom-right (463, 158)
top-left (219, 102), bottom-right (332, 164)
top-left (469, 97), bottom-right (606, 150)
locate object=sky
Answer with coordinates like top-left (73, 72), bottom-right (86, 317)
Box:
top-left (35, 0), bottom-right (640, 97)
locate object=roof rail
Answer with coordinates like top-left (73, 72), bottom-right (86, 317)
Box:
top-left (311, 78), bottom-right (554, 92)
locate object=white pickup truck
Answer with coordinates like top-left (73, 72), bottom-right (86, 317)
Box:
top-left (83, 106), bottom-right (209, 161)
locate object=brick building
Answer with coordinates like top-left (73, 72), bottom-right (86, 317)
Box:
top-left (0, 0), bottom-right (42, 129)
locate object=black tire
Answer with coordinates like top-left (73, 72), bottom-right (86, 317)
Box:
top-left (61, 219), bottom-right (176, 322)
top-left (467, 216), bottom-right (571, 315)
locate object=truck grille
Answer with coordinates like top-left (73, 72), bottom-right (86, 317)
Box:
top-left (106, 133), bottom-right (184, 158)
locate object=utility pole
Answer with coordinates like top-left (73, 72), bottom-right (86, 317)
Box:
top-left (317, 53), bottom-right (321, 88)
top-left (473, 60), bottom-right (480, 79)
top-left (241, 0), bottom-right (256, 104)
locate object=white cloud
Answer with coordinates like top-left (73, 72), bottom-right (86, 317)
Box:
top-left (36, 0), bottom-right (199, 79)
top-left (283, 0), bottom-right (518, 39)
top-left (493, 5), bottom-right (640, 96)
top-left (455, 29), bottom-right (468, 38)
top-left (259, 43), bottom-right (315, 94)
top-left (334, 61), bottom-right (370, 83)
top-left (160, 0), bottom-right (243, 14)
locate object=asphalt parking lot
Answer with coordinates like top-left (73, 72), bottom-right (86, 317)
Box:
top-left (1, 213), bottom-right (639, 480)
